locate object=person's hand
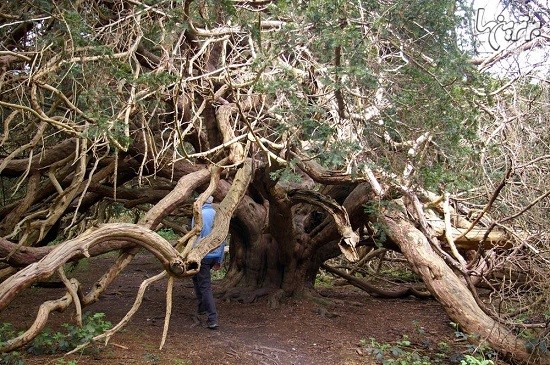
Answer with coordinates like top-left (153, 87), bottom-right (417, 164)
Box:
top-left (213, 263), bottom-right (221, 271)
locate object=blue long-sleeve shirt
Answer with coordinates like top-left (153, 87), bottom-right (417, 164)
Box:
top-left (193, 202), bottom-right (225, 264)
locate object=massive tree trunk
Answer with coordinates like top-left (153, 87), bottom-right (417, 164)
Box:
top-left (221, 198), bottom-right (327, 300)
top-left (220, 178), bottom-right (364, 301)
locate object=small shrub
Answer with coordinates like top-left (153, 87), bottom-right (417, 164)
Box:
top-left (27, 329), bottom-right (58, 355)
top-left (315, 270), bottom-right (334, 287)
top-left (55, 360), bottom-right (78, 365)
top-left (0, 323), bottom-right (18, 342)
top-left (28, 315), bottom-right (103, 355)
top-left (172, 359), bottom-right (192, 365)
top-left (0, 324), bottom-right (24, 364)
top-left (63, 312), bottom-right (112, 348)
top-left (4, 312), bottom-right (111, 359)
top-left (361, 336), bottom-right (432, 364)
top-left (451, 322), bottom-right (497, 361)
top-left (143, 352), bottom-right (161, 364)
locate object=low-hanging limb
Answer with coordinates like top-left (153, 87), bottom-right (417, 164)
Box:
top-left (80, 168), bottom-right (210, 305)
top-left (0, 223), bottom-right (185, 311)
top-left (0, 138), bottom-right (77, 177)
top-left (142, 164), bottom-right (224, 351)
top-left (12, 137), bottom-right (88, 247)
top-left (0, 221), bottom-right (194, 352)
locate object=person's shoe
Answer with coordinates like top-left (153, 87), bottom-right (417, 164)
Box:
top-left (207, 322), bottom-right (219, 330)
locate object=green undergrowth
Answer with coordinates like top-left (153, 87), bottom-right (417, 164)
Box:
top-left (0, 312), bottom-right (111, 365)
top-left (361, 322), bottom-right (497, 365)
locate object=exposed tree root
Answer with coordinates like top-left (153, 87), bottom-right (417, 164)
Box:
top-left (160, 276), bottom-right (175, 350)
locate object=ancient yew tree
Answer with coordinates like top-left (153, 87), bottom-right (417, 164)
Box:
top-left (1, 1), bottom-right (549, 363)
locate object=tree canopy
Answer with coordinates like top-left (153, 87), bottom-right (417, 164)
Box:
top-left (1, 1), bottom-right (549, 364)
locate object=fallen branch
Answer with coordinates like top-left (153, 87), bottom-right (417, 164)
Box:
top-left (321, 263), bottom-right (431, 299)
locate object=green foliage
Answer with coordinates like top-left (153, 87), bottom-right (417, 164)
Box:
top-left (157, 228), bottom-right (178, 241)
top-left (62, 313), bottom-right (111, 350)
top-left (0, 323), bottom-right (18, 342)
top-left (55, 360), bottom-right (78, 365)
top-left (0, 323), bottom-right (25, 364)
top-left (143, 352), bottom-right (161, 364)
top-left (0, 351), bottom-right (24, 365)
top-left (61, 11), bottom-right (94, 48)
top-left (269, 163), bottom-right (303, 184)
top-left (211, 259), bottom-right (229, 281)
top-left (419, 162), bottom-right (476, 192)
top-left (172, 359), bottom-right (192, 365)
top-left (361, 335), bottom-right (433, 364)
top-left (378, 266), bottom-right (419, 283)
top-left (361, 328), bottom-right (497, 365)
top-left (25, 312), bottom-right (111, 355)
top-left (450, 322), bottom-right (497, 361)
top-left (258, 0), bottom-right (483, 188)
top-left (135, 72), bottom-right (178, 88)
top-left (314, 270), bottom-right (334, 287)
top-left (460, 355), bottom-right (494, 365)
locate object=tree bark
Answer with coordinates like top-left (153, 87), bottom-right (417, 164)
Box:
top-left (379, 201), bottom-right (548, 365)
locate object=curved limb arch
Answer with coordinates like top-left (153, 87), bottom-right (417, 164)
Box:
top-left (0, 223), bottom-right (191, 352)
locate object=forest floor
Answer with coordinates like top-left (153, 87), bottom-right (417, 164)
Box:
top-left (2, 253), bottom-right (504, 365)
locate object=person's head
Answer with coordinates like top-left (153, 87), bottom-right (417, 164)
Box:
top-left (206, 195), bottom-right (214, 204)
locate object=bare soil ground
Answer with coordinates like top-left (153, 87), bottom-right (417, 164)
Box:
top-left (2, 253), bottom-right (483, 365)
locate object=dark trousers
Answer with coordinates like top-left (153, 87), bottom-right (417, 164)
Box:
top-left (192, 258), bottom-right (218, 325)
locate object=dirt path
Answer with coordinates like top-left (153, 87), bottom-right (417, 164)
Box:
top-left (2, 253), bottom-right (462, 365)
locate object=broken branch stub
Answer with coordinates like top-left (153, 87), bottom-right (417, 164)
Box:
top-left (288, 189), bottom-right (360, 262)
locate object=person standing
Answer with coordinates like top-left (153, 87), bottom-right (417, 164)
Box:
top-left (192, 196), bottom-right (225, 330)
